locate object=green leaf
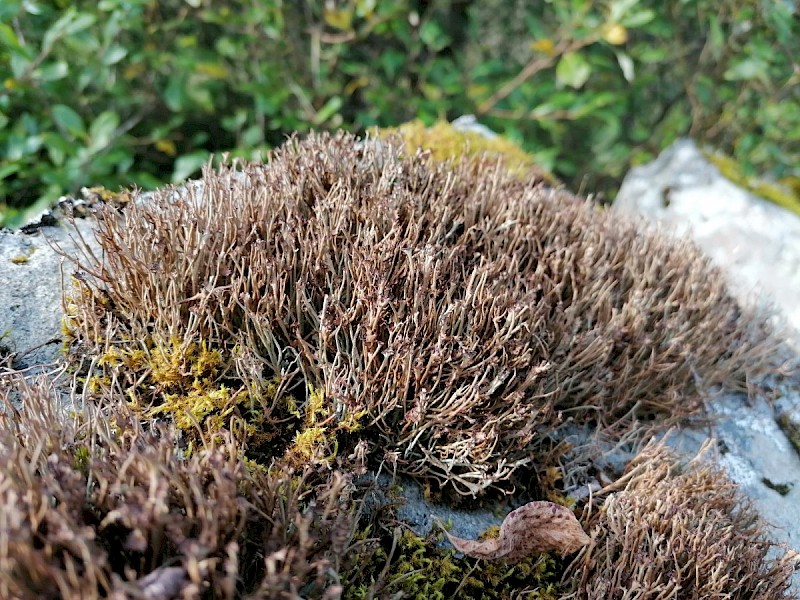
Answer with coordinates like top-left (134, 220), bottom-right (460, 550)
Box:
top-left (172, 151), bottom-right (209, 183)
top-left (616, 51), bottom-right (635, 82)
top-left (380, 50), bottom-right (406, 78)
top-left (609, 0), bottom-right (640, 22)
top-left (103, 45), bottom-right (127, 65)
top-left (186, 83), bottom-right (214, 112)
top-left (10, 54), bottom-right (30, 78)
top-left (242, 124), bottom-right (264, 147)
top-left (419, 21), bottom-right (451, 51)
top-left (88, 111), bottom-right (120, 153)
top-left (0, 1), bottom-right (23, 21)
top-left (63, 13), bottom-right (97, 36)
top-left (312, 96), bottom-right (343, 125)
top-left (0, 163), bottom-right (21, 180)
top-left (724, 58), bottom-right (769, 83)
top-left (52, 104), bottom-right (85, 137)
top-left (42, 132), bottom-right (72, 166)
top-left (708, 15), bottom-right (724, 59)
top-left (556, 51), bottom-right (591, 89)
top-left (0, 23), bottom-right (21, 50)
top-left (620, 9), bottom-right (654, 28)
top-left (36, 61), bottom-right (69, 81)
top-left (215, 37), bottom-right (237, 58)
top-left (6, 133), bottom-right (42, 160)
top-left (164, 77), bottom-right (186, 112)
top-left (43, 10), bottom-right (97, 51)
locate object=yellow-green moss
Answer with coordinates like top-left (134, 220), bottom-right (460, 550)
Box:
top-left (72, 445), bottom-right (91, 474)
top-left (375, 120), bottom-right (556, 182)
top-left (151, 383), bottom-right (235, 430)
top-left (287, 426), bottom-right (331, 461)
top-left (777, 412), bottom-right (800, 456)
top-left (283, 384), bottom-right (342, 467)
top-left (343, 526), bottom-right (561, 600)
top-left (705, 150), bottom-right (800, 216)
top-left (95, 336), bottom-right (259, 438)
top-left (286, 383), bottom-right (327, 425)
top-left (9, 245), bottom-right (35, 264)
top-left (145, 337), bottom-right (222, 389)
top-left (84, 185), bottom-right (132, 206)
top-left (96, 346), bottom-right (147, 371)
top-left (92, 334), bottom-right (348, 468)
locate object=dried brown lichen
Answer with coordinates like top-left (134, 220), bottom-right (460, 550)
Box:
top-left (0, 373), bottom-right (360, 599)
top-left (564, 440), bottom-right (799, 599)
top-left (63, 131), bottom-right (775, 497)
top-left (2, 131), bottom-right (796, 598)
top-left (3, 373), bottom-right (795, 598)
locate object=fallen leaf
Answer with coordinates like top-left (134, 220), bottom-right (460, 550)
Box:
top-left (439, 501), bottom-right (590, 562)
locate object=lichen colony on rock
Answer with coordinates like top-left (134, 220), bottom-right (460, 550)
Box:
top-left (65, 131), bottom-right (773, 495)
top-left (0, 131), bottom-right (793, 598)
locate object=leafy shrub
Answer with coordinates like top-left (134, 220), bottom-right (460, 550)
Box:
top-left (1, 0), bottom-right (797, 227)
top-left (468, 0), bottom-right (800, 193)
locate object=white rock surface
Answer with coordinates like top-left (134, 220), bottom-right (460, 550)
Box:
top-left (0, 214), bottom-right (98, 370)
top-left (614, 139), bottom-right (800, 350)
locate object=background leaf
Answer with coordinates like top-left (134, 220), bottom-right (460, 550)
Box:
top-left (51, 105), bottom-right (85, 138)
top-left (172, 151), bottom-right (210, 183)
top-left (556, 52), bottom-right (592, 89)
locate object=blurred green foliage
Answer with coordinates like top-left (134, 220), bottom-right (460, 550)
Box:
top-left (0, 0), bottom-right (798, 227)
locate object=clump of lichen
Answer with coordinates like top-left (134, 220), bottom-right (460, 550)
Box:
top-left (3, 130), bottom-right (796, 598)
top-left (3, 367), bottom-right (796, 598)
top-left (0, 372), bottom-right (363, 599)
top-left (59, 131), bottom-right (779, 499)
top-left (563, 440), bottom-right (798, 599)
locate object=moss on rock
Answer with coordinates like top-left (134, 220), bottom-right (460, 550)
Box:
top-left (1, 131), bottom-right (794, 598)
top-left (705, 150), bottom-right (800, 217)
top-left (375, 119), bottom-right (556, 182)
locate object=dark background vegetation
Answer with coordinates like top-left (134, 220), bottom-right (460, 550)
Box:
top-left (0, 0), bottom-right (798, 227)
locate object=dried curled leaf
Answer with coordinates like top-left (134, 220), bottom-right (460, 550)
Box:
top-left (440, 501), bottom-right (590, 562)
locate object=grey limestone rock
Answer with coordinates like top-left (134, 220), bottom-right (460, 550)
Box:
top-left (0, 210), bottom-right (98, 371)
top-left (615, 139), bottom-right (800, 586)
top-left (614, 139), bottom-right (800, 351)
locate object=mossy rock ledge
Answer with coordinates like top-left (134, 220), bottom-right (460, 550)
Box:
top-left (0, 131), bottom-right (798, 599)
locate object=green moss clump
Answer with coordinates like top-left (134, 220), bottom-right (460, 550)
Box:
top-left (376, 119), bottom-right (556, 182)
top-left (97, 336), bottom-right (240, 433)
top-left (8, 245), bottom-right (35, 264)
top-left (93, 335), bottom-right (348, 469)
top-left (343, 527), bottom-right (561, 600)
